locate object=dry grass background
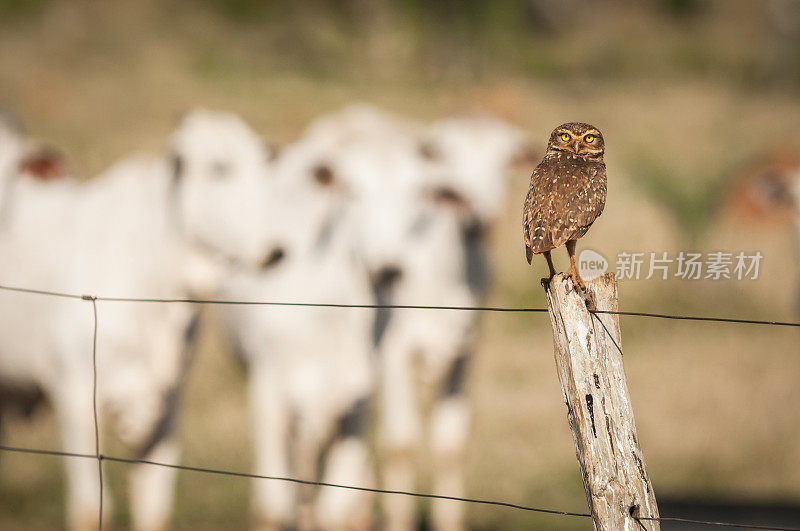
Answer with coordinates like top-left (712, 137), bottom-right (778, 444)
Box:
top-left (1, 1), bottom-right (800, 529)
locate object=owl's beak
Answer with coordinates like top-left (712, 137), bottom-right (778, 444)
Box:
top-left (571, 141), bottom-right (580, 154)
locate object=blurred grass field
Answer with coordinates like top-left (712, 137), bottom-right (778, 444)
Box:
top-left (2, 1), bottom-right (800, 529)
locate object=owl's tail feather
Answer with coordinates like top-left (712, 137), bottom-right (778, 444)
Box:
top-left (526, 245), bottom-right (533, 264)
top-left (529, 230), bottom-right (557, 255)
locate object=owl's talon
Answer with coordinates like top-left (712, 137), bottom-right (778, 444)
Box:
top-left (564, 271), bottom-right (586, 292)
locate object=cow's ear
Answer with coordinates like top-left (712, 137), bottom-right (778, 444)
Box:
top-left (427, 185), bottom-right (484, 234)
top-left (510, 142), bottom-right (540, 171)
top-left (19, 148), bottom-right (68, 181)
top-left (429, 186), bottom-right (470, 210)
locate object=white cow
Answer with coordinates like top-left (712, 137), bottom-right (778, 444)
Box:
top-left (0, 109), bottom-right (277, 530)
top-left (217, 104), bottom-right (430, 530)
top-left (219, 190), bottom-right (375, 531)
top-left (0, 121), bottom-right (72, 423)
top-left (249, 106), bottom-right (531, 531)
top-left (168, 109), bottom-right (284, 287)
top-left (0, 123), bottom-right (69, 433)
top-left (375, 115), bottom-right (534, 531)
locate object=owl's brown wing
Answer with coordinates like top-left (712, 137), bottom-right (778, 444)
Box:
top-left (523, 163), bottom-right (550, 263)
top-left (523, 161), bottom-right (559, 261)
top-left (523, 156), bottom-right (606, 259)
top-left (563, 161), bottom-right (606, 241)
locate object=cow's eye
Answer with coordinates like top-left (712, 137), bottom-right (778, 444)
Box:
top-left (312, 164), bottom-right (336, 187)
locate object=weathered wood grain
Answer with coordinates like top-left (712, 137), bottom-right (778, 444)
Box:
top-left (544, 272), bottom-right (659, 530)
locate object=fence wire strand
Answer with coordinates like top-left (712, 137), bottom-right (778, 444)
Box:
top-left (0, 444), bottom-right (592, 519)
top-left (3, 281), bottom-right (800, 530)
top-left (3, 444), bottom-right (799, 530)
top-left (86, 296), bottom-right (103, 531)
top-left (636, 515), bottom-right (800, 530)
top-left (1, 283), bottom-right (798, 327)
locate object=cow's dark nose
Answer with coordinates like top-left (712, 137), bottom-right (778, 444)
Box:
top-left (371, 265), bottom-right (402, 291)
top-left (260, 247), bottom-right (286, 270)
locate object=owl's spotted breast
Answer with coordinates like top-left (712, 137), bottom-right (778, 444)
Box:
top-left (523, 151), bottom-right (607, 260)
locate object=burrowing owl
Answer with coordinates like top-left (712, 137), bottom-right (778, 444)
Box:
top-left (522, 122), bottom-right (607, 288)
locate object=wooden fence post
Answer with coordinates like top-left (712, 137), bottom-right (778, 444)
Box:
top-left (544, 272), bottom-right (659, 530)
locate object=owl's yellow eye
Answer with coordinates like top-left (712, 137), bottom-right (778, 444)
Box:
top-left (585, 134), bottom-right (595, 143)
top-left (560, 133), bottom-right (571, 142)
